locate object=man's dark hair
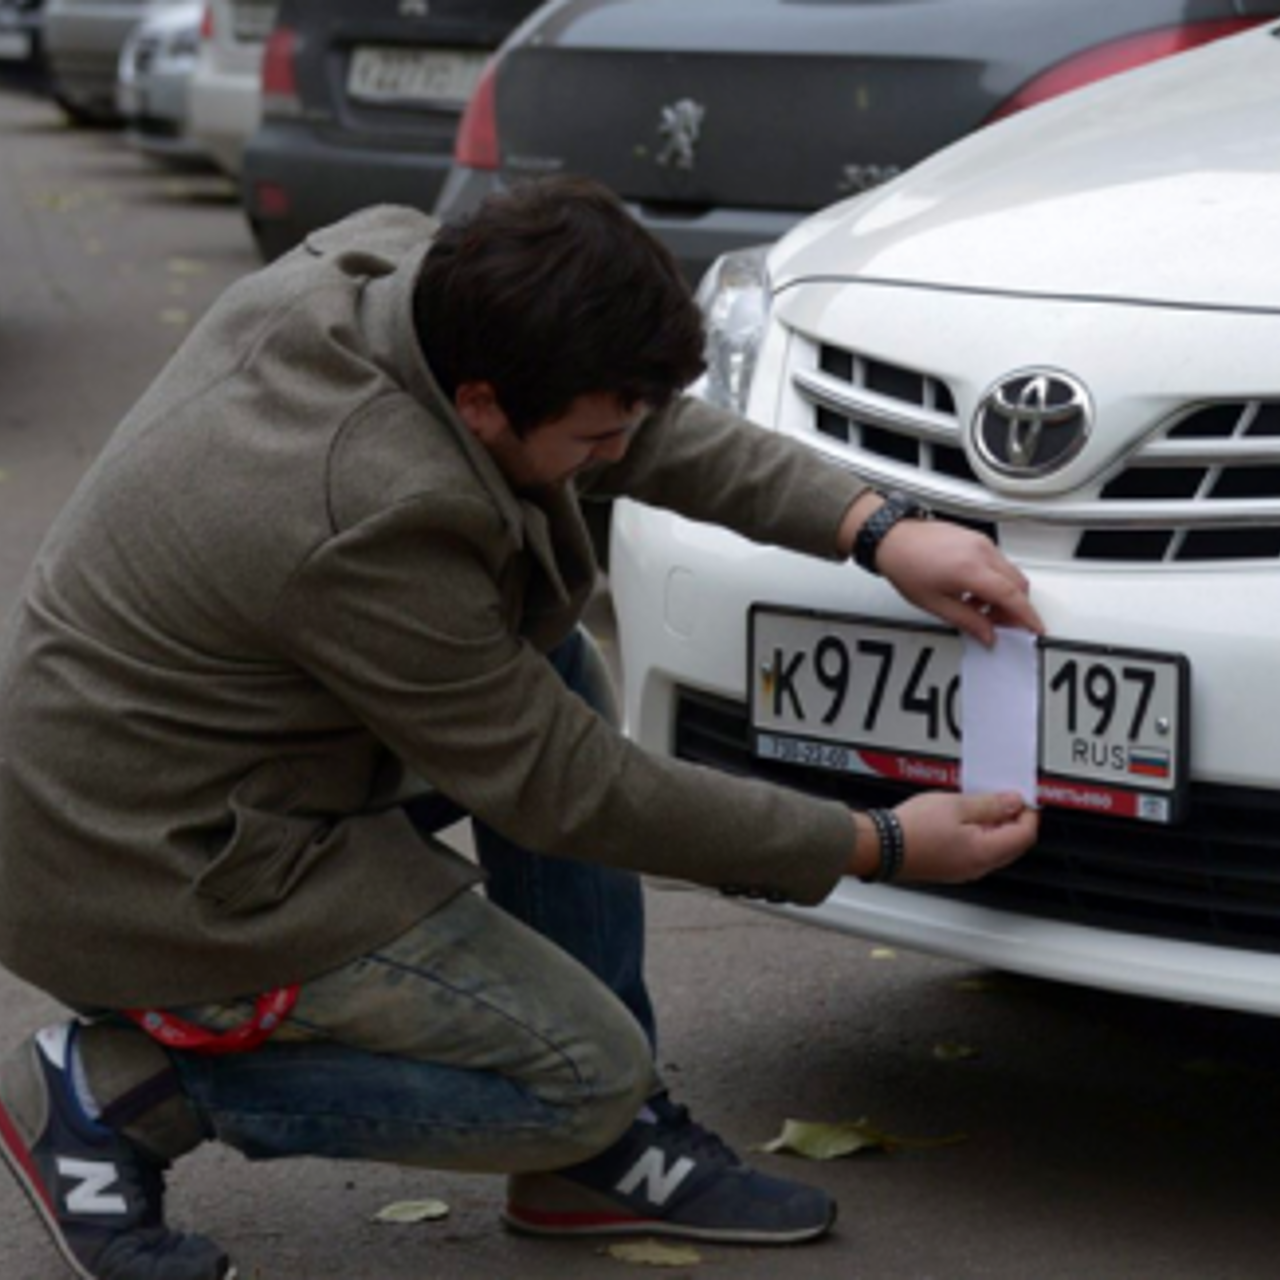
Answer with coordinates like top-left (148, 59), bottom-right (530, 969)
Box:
top-left (415, 176), bottom-right (706, 434)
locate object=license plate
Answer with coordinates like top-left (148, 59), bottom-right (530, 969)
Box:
top-left (749, 607), bottom-right (1190, 824)
top-left (346, 46), bottom-right (487, 106)
top-left (0, 30), bottom-right (31, 61)
top-left (230, 0), bottom-right (278, 43)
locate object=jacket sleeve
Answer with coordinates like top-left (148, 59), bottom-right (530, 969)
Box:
top-left (270, 493), bottom-right (853, 906)
top-left (579, 394), bottom-right (870, 559)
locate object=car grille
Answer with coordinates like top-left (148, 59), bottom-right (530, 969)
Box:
top-left (791, 337), bottom-right (1280, 563)
top-left (675, 687), bottom-right (1280, 955)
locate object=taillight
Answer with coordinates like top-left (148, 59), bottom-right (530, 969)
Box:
top-left (988, 18), bottom-right (1266, 123)
top-left (454, 58), bottom-right (499, 170)
top-left (199, 4), bottom-right (213, 43)
top-left (261, 26), bottom-right (300, 118)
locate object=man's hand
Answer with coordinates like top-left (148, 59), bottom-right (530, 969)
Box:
top-left (877, 520), bottom-right (1043, 646)
top-left (848, 791), bottom-right (1039, 884)
top-left (837, 491), bottom-right (1043, 645)
top-left (894, 791), bottom-right (1039, 883)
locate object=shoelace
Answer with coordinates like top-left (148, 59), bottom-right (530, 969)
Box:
top-left (647, 1095), bottom-right (743, 1168)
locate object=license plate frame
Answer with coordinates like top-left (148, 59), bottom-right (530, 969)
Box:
top-left (346, 45), bottom-right (488, 107)
top-left (748, 606), bottom-right (1190, 824)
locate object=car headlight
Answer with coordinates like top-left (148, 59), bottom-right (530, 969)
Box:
top-left (694, 245), bottom-right (772, 416)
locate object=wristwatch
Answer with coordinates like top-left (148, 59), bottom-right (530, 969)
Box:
top-left (852, 490), bottom-right (932, 575)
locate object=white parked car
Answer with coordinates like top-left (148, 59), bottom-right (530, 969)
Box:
top-left (117, 2), bottom-right (208, 166)
top-left (612, 22), bottom-right (1280, 1017)
top-left (44, 0), bottom-right (189, 123)
top-left (187, 0), bottom-right (276, 176)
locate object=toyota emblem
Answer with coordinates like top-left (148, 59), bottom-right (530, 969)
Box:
top-left (973, 369), bottom-right (1093, 477)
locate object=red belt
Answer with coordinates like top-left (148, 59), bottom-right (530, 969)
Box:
top-left (124, 986), bottom-right (300, 1055)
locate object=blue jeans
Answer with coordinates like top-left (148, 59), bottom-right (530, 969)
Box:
top-left (168, 630), bottom-right (660, 1173)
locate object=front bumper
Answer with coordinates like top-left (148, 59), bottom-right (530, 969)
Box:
top-left (612, 499), bottom-right (1280, 1015)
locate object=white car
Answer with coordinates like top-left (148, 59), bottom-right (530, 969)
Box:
top-left (117, 2), bottom-right (208, 167)
top-left (187, 0), bottom-right (276, 176)
top-left (45, 0), bottom-right (189, 123)
top-left (612, 22), bottom-right (1280, 1017)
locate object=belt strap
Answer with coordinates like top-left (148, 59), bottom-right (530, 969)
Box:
top-left (123, 986), bottom-right (300, 1056)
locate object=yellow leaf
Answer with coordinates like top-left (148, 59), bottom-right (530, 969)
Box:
top-left (870, 947), bottom-right (897, 960)
top-left (933, 1042), bottom-right (979, 1062)
top-left (166, 256), bottom-right (207, 277)
top-left (761, 1117), bottom-right (969, 1159)
top-left (760, 1117), bottom-right (890, 1160)
top-left (954, 977), bottom-right (998, 992)
top-left (159, 309), bottom-right (190, 327)
top-left (373, 1198), bottom-right (449, 1223)
top-left (602, 1239), bottom-right (701, 1267)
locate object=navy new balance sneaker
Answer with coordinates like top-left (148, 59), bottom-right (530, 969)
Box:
top-left (505, 1092), bottom-right (835, 1245)
top-left (0, 1022), bottom-right (233, 1280)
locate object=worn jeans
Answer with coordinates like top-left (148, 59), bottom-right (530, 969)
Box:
top-left (167, 629), bottom-right (661, 1174)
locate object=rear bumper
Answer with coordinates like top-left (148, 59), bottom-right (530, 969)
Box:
top-left (439, 163), bottom-right (803, 284)
top-left (188, 60), bottom-right (260, 176)
top-left (242, 120), bottom-right (455, 258)
top-left (619, 202), bottom-right (801, 287)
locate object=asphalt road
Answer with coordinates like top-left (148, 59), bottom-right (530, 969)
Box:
top-left (3, 82), bottom-right (1280, 1280)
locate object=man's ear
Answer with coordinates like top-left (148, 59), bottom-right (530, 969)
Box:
top-left (454, 381), bottom-right (511, 445)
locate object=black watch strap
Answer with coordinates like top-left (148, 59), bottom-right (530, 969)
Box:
top-left (852, 491), bottom-right (931, 575)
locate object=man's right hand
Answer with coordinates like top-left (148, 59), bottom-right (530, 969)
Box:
top-left (850, 791), bottom-right (1039, 884)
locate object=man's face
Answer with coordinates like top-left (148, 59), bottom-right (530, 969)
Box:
top-left (456, 386), bottom-right (648, 491)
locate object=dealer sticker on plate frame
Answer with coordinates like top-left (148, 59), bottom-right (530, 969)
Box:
top-left (749, 607), bottom-right (1190, 824)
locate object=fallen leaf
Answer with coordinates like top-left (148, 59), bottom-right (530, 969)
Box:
top-left (933, 1042), bottom-right (979, 1062)
top-left (373, 1198), bottom-right (449, 1224)
top-left (954, 977), bottom-right (998, 992)
top-left (761, 1117), bottom-right (969, 1159)
top-left (870, 947), bottom-right (897, 960)
top-left (602, 1239), bottom-right (701, 1267)
top-left (166, 256), bottom-right (207, 277)
top-left (760, 1117), bottom-right (891, 1160)
top-left (28, 190), bottom-right (84, 213)
top-left (159, 309), bottom-right (190, 327)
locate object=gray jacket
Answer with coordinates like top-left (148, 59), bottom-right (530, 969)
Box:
top-left (0, 206), bottom-right (865, 1007)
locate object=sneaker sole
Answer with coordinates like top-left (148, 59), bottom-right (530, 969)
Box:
top-left (502, 1202), bottom-right (836, 1246)
top-left (0, 1099), bottom-right (239, 1280)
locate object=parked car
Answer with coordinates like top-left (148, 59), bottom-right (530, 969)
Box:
top-left (240, 0), bottom-right (543, 262)
top-left (437, 0), bottom-right (1280, 283)
top-left (188, 0), bottom-right (277, 176)
top-left (611, 22), bottom-right (1280, 1017)
top-left (116, 1), bottom-right (209, 166)
top-left (0, 0), bottom-right (49, 92)
top-left (44, 0), bottom-right (190, 123)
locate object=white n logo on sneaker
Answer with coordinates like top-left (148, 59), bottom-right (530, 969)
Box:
top-left (615, 1148), bottom-right (696, 1207)
top-left (57, 1158), bottom-right (127, 1214)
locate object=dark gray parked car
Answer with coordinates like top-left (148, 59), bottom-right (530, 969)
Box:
top-left (240, 0), bottom-right (543, 261)
top-left (0, 0), bottom-right (48, 91)
top-left (437, 0), bottom-right (1280, 283)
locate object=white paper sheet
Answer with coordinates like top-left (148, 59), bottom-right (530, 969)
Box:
top-left (960, 627), bottom-right (1040, 806)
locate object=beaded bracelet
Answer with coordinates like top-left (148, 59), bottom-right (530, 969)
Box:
top-left (860, 808), bottom-right (906, 884)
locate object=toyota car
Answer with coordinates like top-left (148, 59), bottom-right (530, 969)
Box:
top-left (611, 23), bottom-right (1280, 1016)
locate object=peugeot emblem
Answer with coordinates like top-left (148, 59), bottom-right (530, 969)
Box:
top-left (656, 99), bottom-right (705, 171)
top-left (973, 369), bottom-right (1093, 477)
